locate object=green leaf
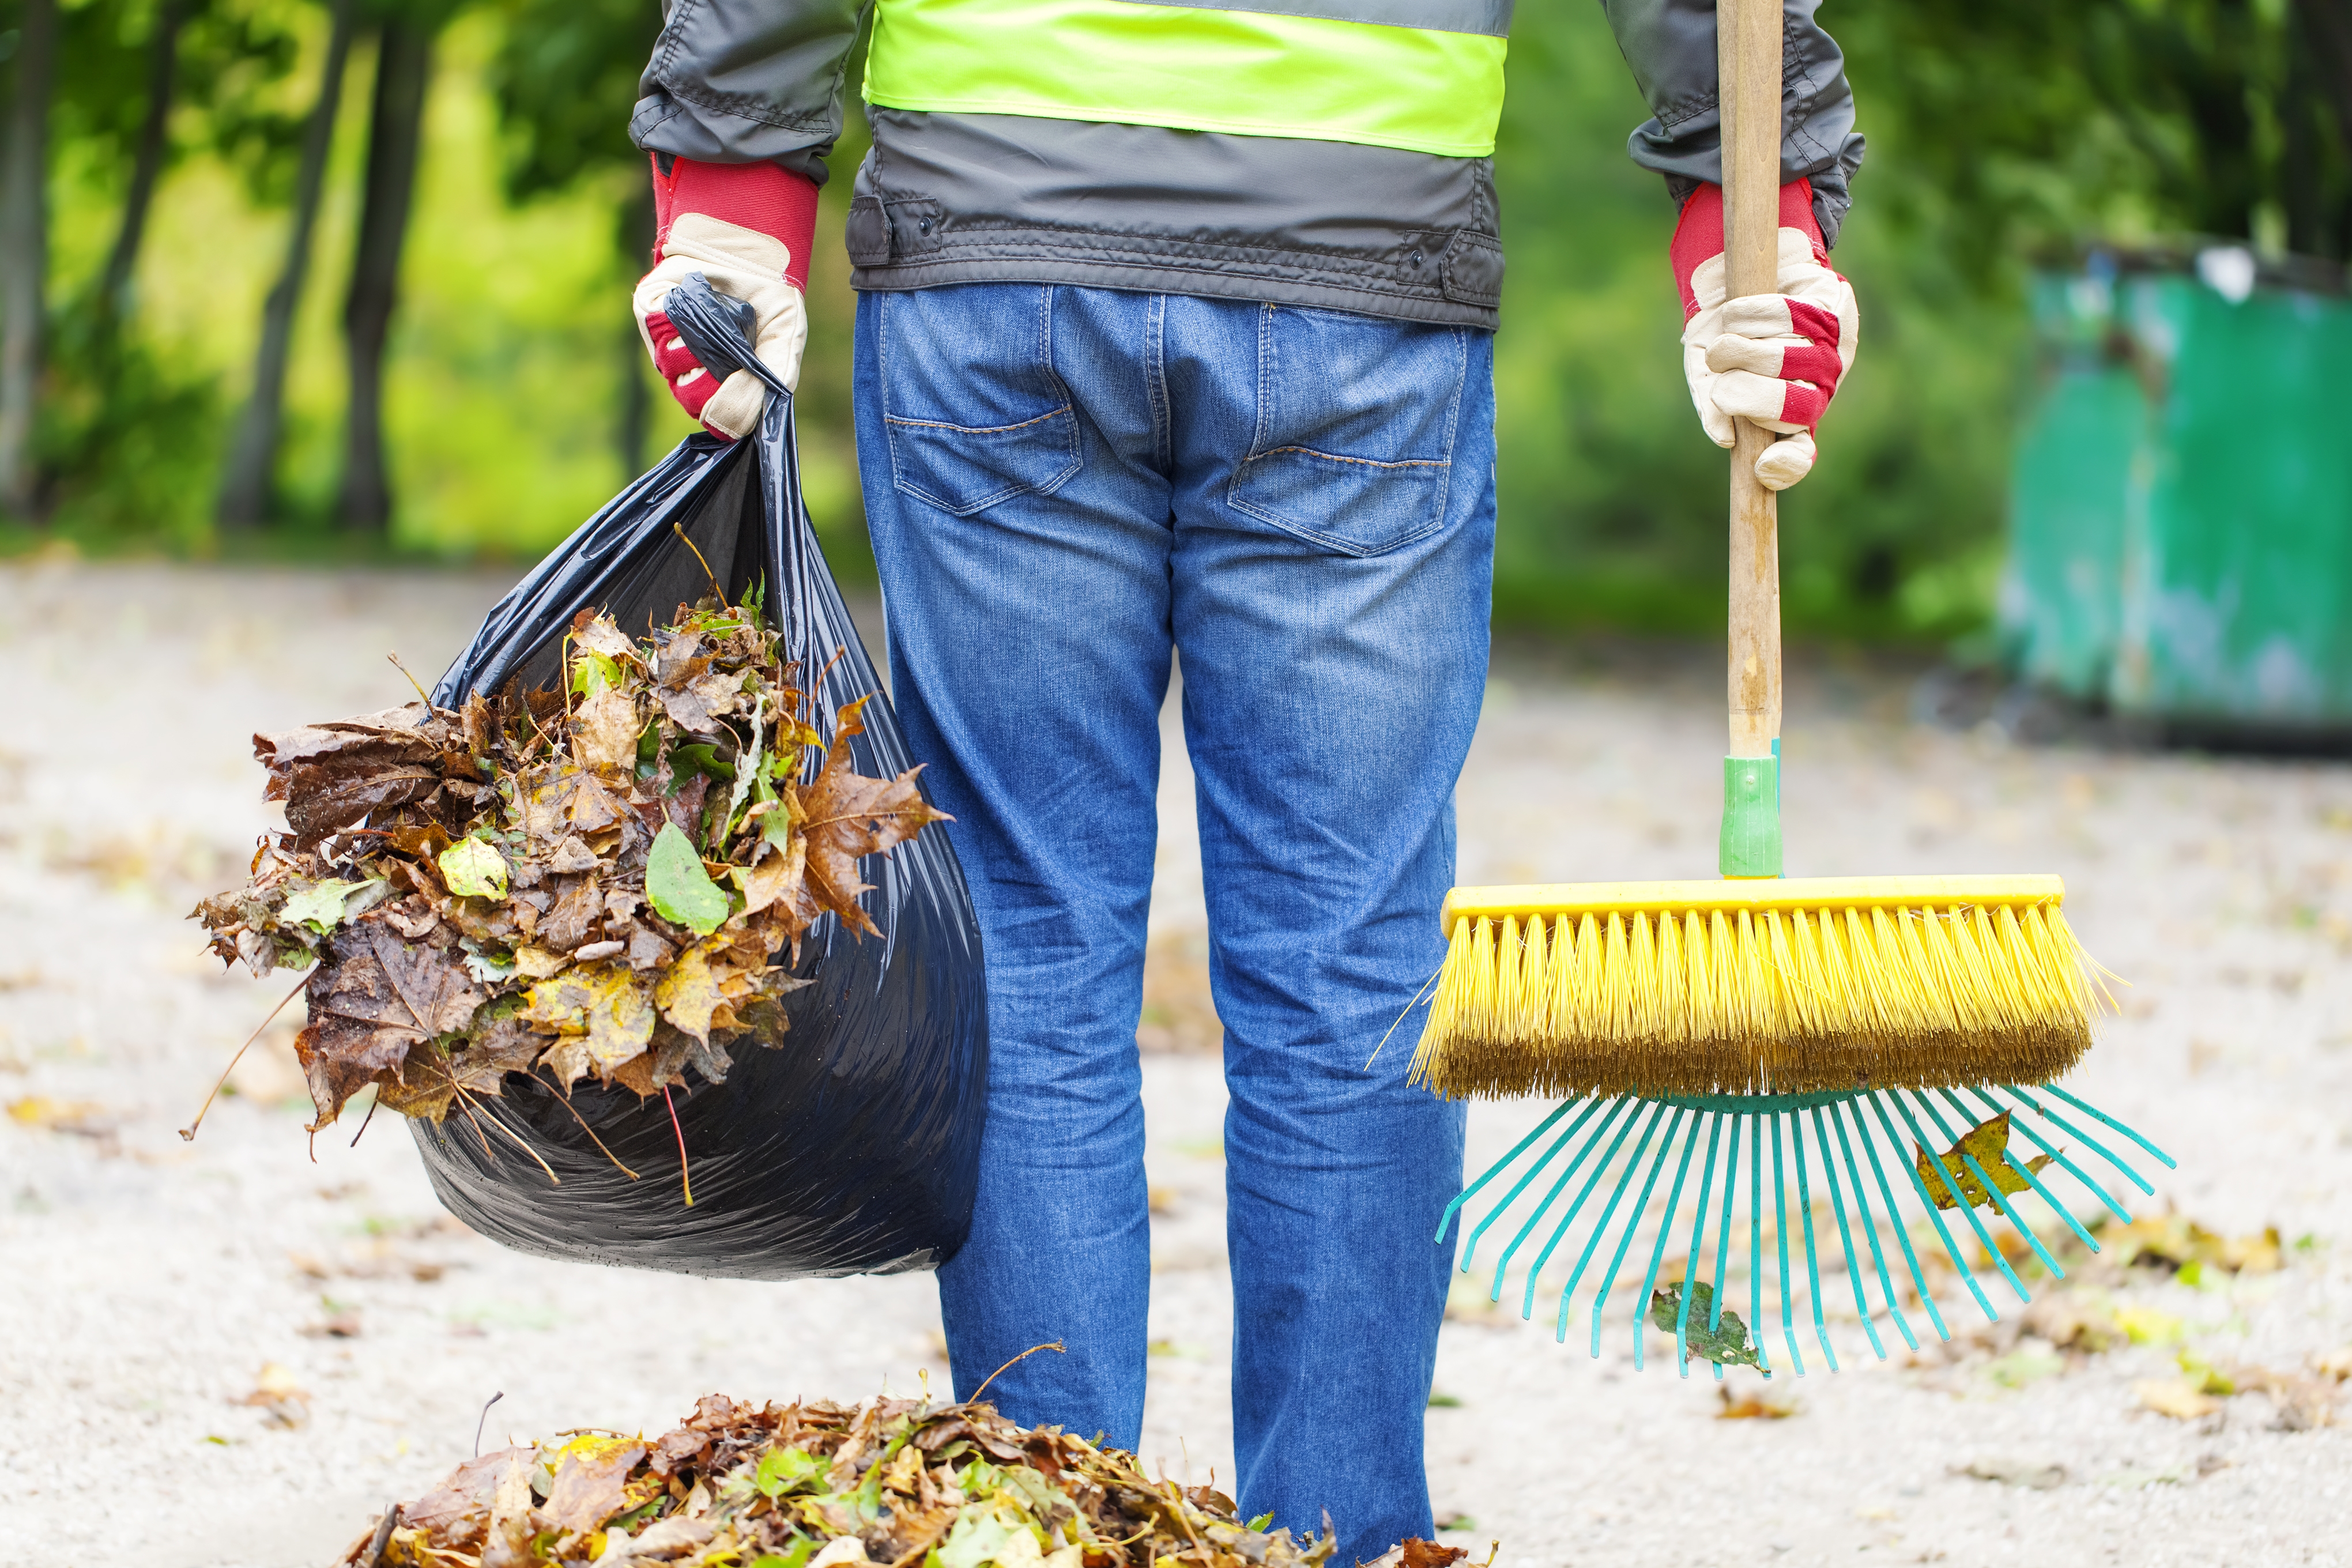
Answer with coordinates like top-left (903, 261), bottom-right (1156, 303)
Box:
top-left (668, 743), bottom-right (734, 789)
top-left (854, 1432), bottom-right (913, 1517)
top-left (755, 1446), bottom-right (827, 1499)
top-left (751, 1546), bottom-right (813, 1568)
top-left (278, 878), bottom-right (382, 933)
top-left (1246, 1514), bottom-right (1275, 1533)
top-left (647, 823), bottom-right (729, 936)
top-left (570, 649), bottom-right (621, 696)
top-left (438, 836), bottom-right (510, 899)
top-left (1649, 1281), bottom-right (1762, 1369)
top-left (937, 1512), bottom-right (1016, 1568)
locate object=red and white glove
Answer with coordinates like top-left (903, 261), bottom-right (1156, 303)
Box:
top-left (1670, 178), bottom-right (1858, 491)
top-left (633, 155), bottom-right (820, 440)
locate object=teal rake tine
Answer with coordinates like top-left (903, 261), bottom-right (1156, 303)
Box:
top-left (2034, 1081), bottom-right (2176, 1169)
top-left (1860, 1094), bottom-right (1993, 1324)
top-left (1908, 1090), bottom-right (2063, 1280)
top-left (1748, 1113), bottom-right (1775, 1375)
top-left (1595, 1107), bottom-right (1692, 1361)
top-left (1439, 1096), bottom-right (1580, 1244)
top-left (1554, 1101), bottom-right (1672, 1337)
top-left (1837, 1099), bottom-right (1941, 1343)
top-left (1709, 1108), bottom-right (1743, 1380)
top-left (1810, 1105), bottom-right (1888, 1359)
top-left (2003, 1084), bottom-right (2159, 1194)
top-left (1939, 1087), bottom-right (2099, 1248)
top-left (1675, 1113), bottom-right (1727, 1378)
top-left (1520, 1099), bottom-right (1649, 1318)
top-left (1789, 1109), bottom-right (1838, 1370)
top-left (1889, 1090), bottom-right (2031, 1303)
top-left (1874, 1091), bottom-right (2012, 1313)
top-left (1464, 1096), bottom-right (1618, 1277)
top-left (1770, 1113), bottom-right (1807, 1376)
top-left (1967, 1085), bottom-right (2129, 1223)
top-left (1631, 1109), bottom-right (1706, 1370)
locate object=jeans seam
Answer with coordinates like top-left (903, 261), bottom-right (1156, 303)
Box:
top-left (1242, 447), bottom-right (1450, 471)
top-left (1226, 307), bottom-right (1468, 557)
top-left (1431, 327), bottom-right (1468, 524)
top-left (1148, 295), bottom-right (1171, 474)
top-left (884, 408), bottom-right (1071, 436)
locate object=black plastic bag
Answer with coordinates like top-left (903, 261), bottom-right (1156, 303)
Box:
top-left (414, 279), bottom-right (987, 1279)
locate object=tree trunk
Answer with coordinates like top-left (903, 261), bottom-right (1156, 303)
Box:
top-left (217, 0), bottom-right (357, 531)
top-left (99, 0), bottom-right (189, 322)
top-left (0, 0), bottom-right (60, 516)
top-left (338, 16), bottom-right (434, 533)
top-left (2293, 0), bottom-right (2352, 258)
top-left (616, 185), bottom-right (654, 479)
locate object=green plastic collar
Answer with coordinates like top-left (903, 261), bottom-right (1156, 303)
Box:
top-left (1719, 753), bottom-right (1783, 878)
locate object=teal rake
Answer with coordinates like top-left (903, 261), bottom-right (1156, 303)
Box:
top-left (1439, 1082), bottom-right (2174, 1377)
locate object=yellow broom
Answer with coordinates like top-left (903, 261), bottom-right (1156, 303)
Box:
top-left (1415, 0), bottom-right (2168, 1378)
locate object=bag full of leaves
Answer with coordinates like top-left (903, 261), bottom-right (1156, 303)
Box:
top-left (341, 1392), bottom-right (1339, 1568)
top-left (196, 284), bottom-right (987, 1278)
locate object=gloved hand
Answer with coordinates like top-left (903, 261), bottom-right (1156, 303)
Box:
top-left (634, 154), bottom-right (820, 440)
top-left (1669, 178), bottom-right (1858, 491)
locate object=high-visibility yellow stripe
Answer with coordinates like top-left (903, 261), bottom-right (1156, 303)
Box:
top-left (864, 0), bottom-right (1507, 157)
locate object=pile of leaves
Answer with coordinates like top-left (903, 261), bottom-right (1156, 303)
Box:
top-left (195, 595), bottom-right (948, 1134)
top-left (341, 1393), bottom-right (1341, 1568)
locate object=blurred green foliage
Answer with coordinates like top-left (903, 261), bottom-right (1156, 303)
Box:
top-left (4, 0), bottom-right (2349, 636)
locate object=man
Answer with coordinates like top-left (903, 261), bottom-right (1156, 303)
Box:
top-left (629, 1), bottom-right (1862, 1556)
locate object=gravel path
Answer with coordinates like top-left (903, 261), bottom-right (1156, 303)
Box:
top-left (1, 559), bottom-right (2346, 1567)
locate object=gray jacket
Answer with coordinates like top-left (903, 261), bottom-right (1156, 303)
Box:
top-left (632, 0), bottom-right (1864, 329)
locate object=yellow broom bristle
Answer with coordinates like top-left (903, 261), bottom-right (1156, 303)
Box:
top-left (1408, 875), bottom-right (2112, 1100)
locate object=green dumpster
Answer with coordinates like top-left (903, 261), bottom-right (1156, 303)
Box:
top-left (2000, 248), bottom-right (2352, 731)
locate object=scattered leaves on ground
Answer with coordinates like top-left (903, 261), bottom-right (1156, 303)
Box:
top-left (2134, 1377), bottom-right (2221, 1421)
top-left (1955, 1457), bottom-right (2066, 1490)
top-left (194, 597), bottom-right (949, 1136)
top-left (2100, 1213), bottom-right (2283, 1280)
top-left (1714, 1384), bottom-right (1800, 1420)
top-left (340, 1393), bottom-right (1337, 1568)
top-left (238, 1362), bottom-right (311, 1428)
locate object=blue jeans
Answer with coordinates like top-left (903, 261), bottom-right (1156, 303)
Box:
top-left (852, 285), bottom-right (1492, 1561)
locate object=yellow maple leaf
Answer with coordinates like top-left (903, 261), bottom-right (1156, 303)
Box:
top-left (525, 963), bottom-right (654, 1084)
top-left (1914, 1110), bottom-right (2054, 1211)
top-left (654, 941), bottom-right (722, 1045)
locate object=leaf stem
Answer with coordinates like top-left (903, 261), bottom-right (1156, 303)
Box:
top-left (664, 1085), bottom-right (693, 1207)
top-left (534, 1068), bottom-right (641, 1180)
top-left (180, 970), bottom-right (311, 1141)
top-left (968, 1340), bottom-right (1066, 1404)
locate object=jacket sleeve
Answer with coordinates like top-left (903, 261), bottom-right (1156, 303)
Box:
top-left (631, 0), bottom-right (870, 185)
top-left (1599, 0), bottom-right (1865, 247)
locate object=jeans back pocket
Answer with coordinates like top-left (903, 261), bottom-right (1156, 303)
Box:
top-left (879, 286), bottom-right (1082, 517)
top-left (1228, 306), bottom-right (1468, 557)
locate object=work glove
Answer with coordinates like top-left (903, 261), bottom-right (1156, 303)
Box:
top-left (1669, 178), bottom-right (1858, 491)
top-left (633, 154), bottom-right (820, 440)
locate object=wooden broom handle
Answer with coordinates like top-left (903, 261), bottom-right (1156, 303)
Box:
top-left (1721, 0), bottom-right (1782, 759)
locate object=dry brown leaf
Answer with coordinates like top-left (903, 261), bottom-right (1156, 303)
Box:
top-left (794, 697), bottom-right (952, 936)
top-left (541, 1437), bottom-right (649, 1535)
top-left (574, 687), bottom-right (641, 777)
top-left (1716, 1384), bottom-right (1800, 1420)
